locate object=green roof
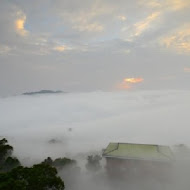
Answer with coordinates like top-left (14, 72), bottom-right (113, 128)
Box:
top-left (103, 143), bottom-right (174, 162)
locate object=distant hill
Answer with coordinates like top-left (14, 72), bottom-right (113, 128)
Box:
top-left (22, 90), bottom-right (64, 95)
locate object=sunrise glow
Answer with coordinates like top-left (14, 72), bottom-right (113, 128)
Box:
top-left (124, 78), bottom-right (144, 83)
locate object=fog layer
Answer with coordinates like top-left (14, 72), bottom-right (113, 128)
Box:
top-left (0, 90), bottom-right (190, 163)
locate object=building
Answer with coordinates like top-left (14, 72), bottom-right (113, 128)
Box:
top-left (103, 142), bottom-right (174, 180)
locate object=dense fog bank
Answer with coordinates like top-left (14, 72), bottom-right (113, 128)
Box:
top-left (0, 90), bottom-right (190, 163)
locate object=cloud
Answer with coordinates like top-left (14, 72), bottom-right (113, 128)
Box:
top-left (122, 12), bottom-right (160, 41)
top-left (0, 45), bottom-right (11, 55)
top-left (133, 12), bottom-right (160, 37)
top-left (141, 0), bottom-right (190, 11)
top-left (167, 0), bottom-right (190, 11)
top-left (117, 15), bottom-right (127, 21)
top-left (117, 77), bottom-right (144, 89)
top-left (59, 2), bottom-right (115, 33)
top-left (73, 22), bottom-right (104, 32)
top-left (117, 82), bottom-right (131, 89)
top-left (124, 78), bottom-right (144, 83)
top-left (160, 24), bottom-right (190, 54)
top-left (140, 0), bottom-right (161, 8)
top-left (0, 90), bottom-right (190, 162)
top-left (53, 46), bottom-right (66, 52)
top-left (53, 45), bottom-right (73, 52)
top-left (15, 12), bottom-right (28, 36)
top-left (184, 67), bottom-right (190, 73)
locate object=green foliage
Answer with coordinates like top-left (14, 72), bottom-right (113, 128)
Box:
top-left (0, 138), bottom-right (20, 172)
top-left (86, 155), bottom-right (102, 172)
top-left (42, 157), bottom-right (76, 170)
top-left (42, 157), bottom-right (80, 183)
top-left (1, 157), bottom-right (20, 172)
top-left (53, 157), bottom-right (76, 170)
top-left (0, 138), bottom-right (65, 189)
top-left (0, 164), bottom-right (65, 190)
top-left (0, 138), bottom-right (13, 164)
top-left (42, 156), bottom-right (53, 166)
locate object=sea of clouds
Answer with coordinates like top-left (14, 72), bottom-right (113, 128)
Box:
top-left (0, 90), bottom-right (190, 164)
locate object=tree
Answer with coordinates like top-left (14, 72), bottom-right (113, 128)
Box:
top-left (1, 157), bottom-right (20, 172)
top-left (0, 138), bottom-right (13, 164)
top-left (0, 138), bottom-right (65, 189)
top-left (53, 157), bottom-right (76, 170)
top-left (42, 157), bottom-right (77, 170)
top-left (0, 164), bottom-right (65, 190)
top-left (42, 157), bottom-right (80, 184)
top-left (0, 138), bottom-right (20, 172)
top-left (42, 157), bottom-right (53, 166)
top-left (86, 155), bottom-right (102, 172)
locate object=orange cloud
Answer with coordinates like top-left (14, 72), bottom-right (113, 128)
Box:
top-left (124, 78), bottom-right (144, 83)
top-left (133, 12), bottom-right (160, 37)
top-left (122, 11), bottom-right (160, 41)
top-left (141, 0), bottom-right (190, 11)
top-left (161, 24), bottom-right (190, 54)
top-left (15, 12), bottom-right (28, 36)
top-left (117, 78), bottom-right (144, 89)
top-left (53, 45), bottom-right (72, 52)
top-left (168, 0), bottom-right (189, 11)
top-left (117, 82), bottom-right (131, 89)
top-left (53, 46), bottom-right (66, 52)
top-left (184, 68), bottom-right (190, 73)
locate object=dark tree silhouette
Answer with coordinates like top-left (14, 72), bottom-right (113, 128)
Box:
top-left (0, 138), bottom-right (13, 164)
top-left (0, 138), bottom-right (20, 172)
top-left (0, 164), bottom-right (65, 190)
top-left (86, 155), bottom-right (102, 172)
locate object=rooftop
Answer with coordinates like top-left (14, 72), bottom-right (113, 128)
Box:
top-left (103, 143), bottom-right (174, 162)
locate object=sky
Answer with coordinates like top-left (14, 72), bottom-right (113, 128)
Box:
top-left (0, 0), bottom-right (190, 96)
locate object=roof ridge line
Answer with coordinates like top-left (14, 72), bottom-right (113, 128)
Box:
top-left (111, 142), bottom-right (169, 147)
top-left (103, 143), bottom-right (119, 155)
